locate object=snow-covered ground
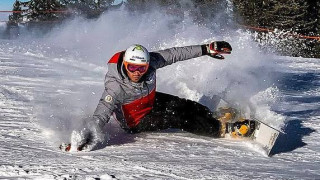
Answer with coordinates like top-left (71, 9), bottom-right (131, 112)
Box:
top-left (1, 7), bottom-right (320, 180)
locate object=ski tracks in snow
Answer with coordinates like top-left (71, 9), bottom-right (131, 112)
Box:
top-left (0, 49), bottom-right (115, 179)
top-left (1, 43), bottom-right (320, 179)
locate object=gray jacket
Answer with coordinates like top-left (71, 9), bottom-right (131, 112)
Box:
top-left (93, 45), bottom-right (205, 129)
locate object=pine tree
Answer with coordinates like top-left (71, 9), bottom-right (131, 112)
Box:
top-left (232, 0), bottom-right (320, 57)
top-left (233, 0), bottom-right (318, 35)
top-left (315, 1), bottom-right (320, 36)
top-left (8, 0), bottom-right (23, 24)
top-left (314, 1), bottom-right (320, 58)
top-left (231, 0), bottom-right (258, 26)
top-left (125, 0), bottom-right (182, 13)
top-left (63, 0), bottom-right (114, 18)
top-left (26, 0), bottom-right (66, 22)
top-left (192, 0), bottom-right (232, 27)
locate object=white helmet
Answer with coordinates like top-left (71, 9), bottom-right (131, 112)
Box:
top-left (124, 44), bottom-right (150, 65)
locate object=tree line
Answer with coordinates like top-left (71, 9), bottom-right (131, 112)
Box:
top-left (233, 0), bottom-right (320, 37)
top-left (8, 0), bottom-right (116, 24)
top-left (6, 0), bottom-right (320, 57)
top-left (232, 0), bottom-right (320, 57)
top-left (9, 0), bottom-right (320, 36)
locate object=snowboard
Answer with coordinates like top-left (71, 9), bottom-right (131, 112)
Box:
top-left (251, 119), bottom-right (280, 155)
top-left (215, 106), bottom-right (280, 156)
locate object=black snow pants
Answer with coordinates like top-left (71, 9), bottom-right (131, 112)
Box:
top-left (130, 92), bottom-right (221, 137)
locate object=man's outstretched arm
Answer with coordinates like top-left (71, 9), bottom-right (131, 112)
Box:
top-left (150, 41), bottom-right (232, 69)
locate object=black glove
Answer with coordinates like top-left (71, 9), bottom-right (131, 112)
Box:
top-left (70, 118), bottom-right (108, 151)
top-left (203, 41), bottom-right (232, 59)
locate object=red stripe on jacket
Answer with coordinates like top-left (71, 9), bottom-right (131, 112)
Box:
top-left (122, 89), bottom-right (156, 128)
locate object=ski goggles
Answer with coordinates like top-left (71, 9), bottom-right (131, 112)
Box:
top-left (125, 63), bottom-right (149, 73)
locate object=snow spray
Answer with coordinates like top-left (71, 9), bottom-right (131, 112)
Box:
top-left (5, 0), bottom-right (285, 144)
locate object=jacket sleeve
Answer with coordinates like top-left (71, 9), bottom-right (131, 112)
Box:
top-left (92, 78), bottom-right (122, 124)
top-left (149, 45), bottom-right (205, 69)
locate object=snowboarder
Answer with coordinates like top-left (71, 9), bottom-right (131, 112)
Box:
top-left (70, 42), bottom-right (236, 151)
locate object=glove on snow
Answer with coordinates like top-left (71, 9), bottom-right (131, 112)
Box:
top-left (203, 41), bottom-right (232, 59)
top-left (70, 118), bottom-right (109, 151)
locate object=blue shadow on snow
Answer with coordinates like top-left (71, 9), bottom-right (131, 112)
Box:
top-left (270, 119), bottom-right (315, 155)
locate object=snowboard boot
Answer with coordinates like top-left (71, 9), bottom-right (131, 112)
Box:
top-left (226, 119), bottom-right (256, 138)
top-left (216, 107), bottom-right (256, 138)
top-left (216, 107), bottom-right (238, 137)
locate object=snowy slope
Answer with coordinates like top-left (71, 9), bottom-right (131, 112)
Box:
top-left (1, 8), bottom-right (320, 180)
